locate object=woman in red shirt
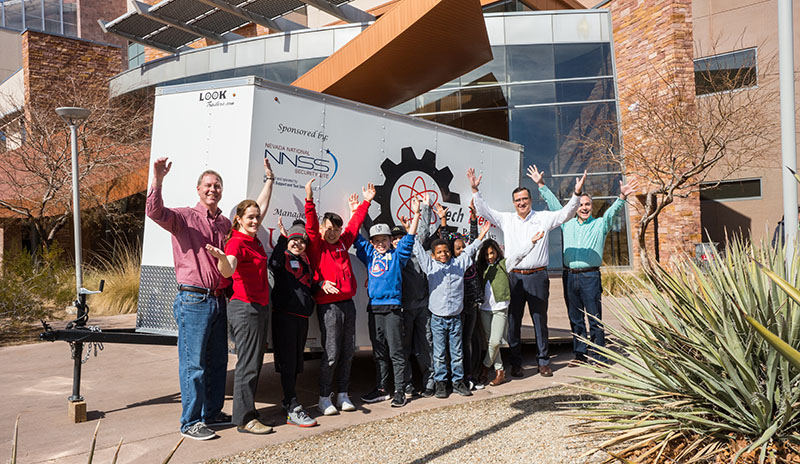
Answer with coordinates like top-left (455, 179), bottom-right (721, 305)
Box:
top-left (206, 162), bottom-right (275, 435)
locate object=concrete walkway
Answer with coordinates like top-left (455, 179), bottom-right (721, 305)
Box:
top-left (2, 281), bottom-right (623, 464)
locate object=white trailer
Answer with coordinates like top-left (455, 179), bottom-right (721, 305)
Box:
top-left (136, 76), bottom-right (523, 349)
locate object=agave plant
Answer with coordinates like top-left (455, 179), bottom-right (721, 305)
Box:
top-left (573, 239), bottom-right (800, 463)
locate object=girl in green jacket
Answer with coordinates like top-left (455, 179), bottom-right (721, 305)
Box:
top-left (476, 239), bottom-right (511, 386)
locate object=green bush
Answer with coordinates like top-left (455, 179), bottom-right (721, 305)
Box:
top-left (0, 246), bottom-right (74, 342)
top-left (574, 240), bottom-right (800, 463)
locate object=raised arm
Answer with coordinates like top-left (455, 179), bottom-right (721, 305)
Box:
top-left (539, 170), bottom-right (586, 231)
top-left (412, 234), bottom-right (434, 274)
top-left (146, 157), bottom-right (185, 234)
top-left (256, 158), bottom-right (275, 223)
top-left (268, 233), bottom-right (288, 272)
top-left (601, 179), bottom-right (637, 234)
top-left (527, 164), bottom-right (560, 211)
top-left (341, 183), bottom-right (374, 248)
top-left (353, 233), bottom-right (372, 266)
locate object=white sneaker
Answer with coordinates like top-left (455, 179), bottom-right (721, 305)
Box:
top-left (336, 392), bottom-right (356, 412)
top-left (318, 394), bottom-right (339, 416)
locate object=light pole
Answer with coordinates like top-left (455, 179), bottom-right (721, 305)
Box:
top-left (55, 106), bottom-right (91, 416)
top-left (778, 0), bottom-right (798, 267)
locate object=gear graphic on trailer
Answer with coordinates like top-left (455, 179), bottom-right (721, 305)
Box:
top-left (373, 147), bottom-right (460, 227)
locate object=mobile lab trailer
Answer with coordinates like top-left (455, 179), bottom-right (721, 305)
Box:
top-left (137, 76), bottom-right (523, 348)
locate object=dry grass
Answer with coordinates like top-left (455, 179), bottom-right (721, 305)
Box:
top-left (84, 242), bottom-right (141, 316)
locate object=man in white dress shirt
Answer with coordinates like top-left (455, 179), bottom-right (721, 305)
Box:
top-left (467, 167), bottom-right (585, 377)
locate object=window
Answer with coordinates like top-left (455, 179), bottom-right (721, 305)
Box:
top-left (694, 48), bottom-right (757, 96)
top-left (700, 178), bottom-right (761, 201)
top-left (128, 42), bottom-right (145, 69)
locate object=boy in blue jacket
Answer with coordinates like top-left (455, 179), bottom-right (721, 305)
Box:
top-left (354, 198), bottom-right (421, 408)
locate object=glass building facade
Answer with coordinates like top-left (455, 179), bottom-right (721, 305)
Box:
top-left (0, 0), bottom-right (78, 37)
top-left (394, 12), bottom-right (629, 268)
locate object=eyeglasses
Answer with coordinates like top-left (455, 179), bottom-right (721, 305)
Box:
top-left (513, 197), bottom-right (530, 203)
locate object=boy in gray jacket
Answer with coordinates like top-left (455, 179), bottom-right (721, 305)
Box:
top-left (411, 200), bottom-right (490, 398)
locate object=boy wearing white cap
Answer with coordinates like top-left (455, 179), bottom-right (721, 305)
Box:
top-left (353, 200), bottom-right (421, 408)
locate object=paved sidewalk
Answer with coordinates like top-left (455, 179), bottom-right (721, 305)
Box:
top-left (1, 281), bottom-right (623, 464)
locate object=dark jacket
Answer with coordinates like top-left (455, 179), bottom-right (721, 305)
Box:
top-left (269, 235), bottom-right (315, 317)
top-left (463, 217), bottom-right (483, 306)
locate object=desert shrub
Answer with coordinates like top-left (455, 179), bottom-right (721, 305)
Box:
top-left (575, 240), bottom-right (800, 463)
top-left (0, 246), bottom-right (74, 341)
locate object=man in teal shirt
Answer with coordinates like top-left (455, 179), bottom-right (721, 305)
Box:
top-left (528, 165), bottom-right (637, 365)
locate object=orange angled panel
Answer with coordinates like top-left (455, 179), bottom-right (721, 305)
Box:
top-left (293, 0), bottom-right (492, 109)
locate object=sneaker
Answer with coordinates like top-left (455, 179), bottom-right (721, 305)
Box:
top-left (237, 418), bottom-right (274, 435)
top-left (404, 383), bottom-right (420, 398)
top-left (474, 380), bottom-right (486, 390)
top-left (285, 400), bottom-right (318, 428)
top-left (336, 392), bottom-right (356, 412)
top-left (361, 388), bottom-right (391, 403)
top-left (391, 390), bottom-right (407, 407)
top-left (318, 394), bottom-right (339, 416)
top-left (181, 422), bottom-right (216, 441)
top-left (453, 380), bottom-right (473, 397)
top-left (422, 386), bottom-right (435, 398)
top-left (205, 411), bottom-right (232, 426)
top-left (434, 381), bottom-right (448, 399)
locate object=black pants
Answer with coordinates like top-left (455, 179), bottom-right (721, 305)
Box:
top-left (508, 270), bottom-right (550, 368)
top-left (272, 309), bottom-right (310, 406)
top-left (461, 302), bottom-right (482, 380)
top-left (402, 305), bottom-right (434, 391)
top-left (368, 309), bottom-right (406, 393)
top-left (227, 299), bottom-right (268, 426)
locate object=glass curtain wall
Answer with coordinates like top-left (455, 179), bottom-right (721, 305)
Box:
top-left (394, 22), bottom-right (629, 267)
top-left (0, 0), bottom-right (77, 37)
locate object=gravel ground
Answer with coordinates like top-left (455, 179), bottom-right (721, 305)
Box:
top-left (207, 384), bottom-right (609, 464)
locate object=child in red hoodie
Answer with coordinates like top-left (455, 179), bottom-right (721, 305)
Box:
top-left (304, 178), bottom-right (374, 415)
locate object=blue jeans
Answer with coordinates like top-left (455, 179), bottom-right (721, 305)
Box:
top-left (565, 270), bottom-right (605, 362)
top-left (430, 314), bottom-right (464, 383)
top-left (173, 290), bottom-right (228, 433)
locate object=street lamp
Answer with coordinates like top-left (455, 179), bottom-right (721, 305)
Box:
top-left (55, 106), bottom-right (91, 415)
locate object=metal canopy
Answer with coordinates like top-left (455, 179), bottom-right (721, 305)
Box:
top-left (100, 0), bottom-right (361, 54)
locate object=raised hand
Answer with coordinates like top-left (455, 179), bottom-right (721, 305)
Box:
top-left (153, 157), bottom-right (172, 186)
top-left (620, 179), bottom-right (638, 199)
top-left (526, 165), bottom-right (545, 186)
top-left (531, 230), bottom-right (545, 244)
top-left (321, 281), bottom-right (340, 295)
top-left (205, 243), bottom-right (226, 259)
top-left (277, 216), bottom-right (287, 237)
top-left (264, 158), bottom-right (274, 180)
top-left (574, 170), bottom-right (587, 195)
top-left (348, 193), bottom-right (360, 215)
top-left (467, 168), bottom-right (482, 193)
top-left (305, 178), bottom-right (315, 201)
top-left (399, 215), bottom-right (411, 230)
top-left (363, 183), bottom-right (376, 202)
top-left (411, 197), bottom-right (421, 214)
top-left (435, 202), bottom-right (449, 220)
top-left (478, 220), bottom-right (492, 240)
top-left (421, 192), bottom-right (431, 206)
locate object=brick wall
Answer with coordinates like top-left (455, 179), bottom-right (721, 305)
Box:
top-left (608, 0), bottom-right (702, 268)
top-left (78, 0), bottom-right (127, 51)
top-left (22, 30), bottom-right (123, 112)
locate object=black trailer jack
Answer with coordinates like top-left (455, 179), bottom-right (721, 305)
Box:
top-left (39, 280), bottom-right (177, 421)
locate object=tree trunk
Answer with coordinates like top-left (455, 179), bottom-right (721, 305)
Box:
top-left (637, 192), bottom-right (657, 275)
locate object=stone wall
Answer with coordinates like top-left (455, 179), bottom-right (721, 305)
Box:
top-left (608, 0), bottom-right (702, 268)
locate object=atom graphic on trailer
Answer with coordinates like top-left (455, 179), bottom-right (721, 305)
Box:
top-left (396, 176), bottom-right (439, 224)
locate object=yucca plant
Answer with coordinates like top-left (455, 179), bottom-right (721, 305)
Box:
top-left (573, 239), bottom-right (800, 463)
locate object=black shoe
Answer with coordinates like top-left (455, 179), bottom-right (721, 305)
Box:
top-left (434, 381), bottom-right (448, 399)
top-left (391, 390), bottom-right (407, 407)
top-left (404, 383), bottom-right (421, 398)
top-left (361, 388), bottom-right (391, 403)
top-left (422, 387), bottom-right (435, 398)
top-left (453, 380), bottom-right (473, 397)
top-left (205, 411), bottom-right (232, 426)
top-left (510, 365), bottom-right (524, 377)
